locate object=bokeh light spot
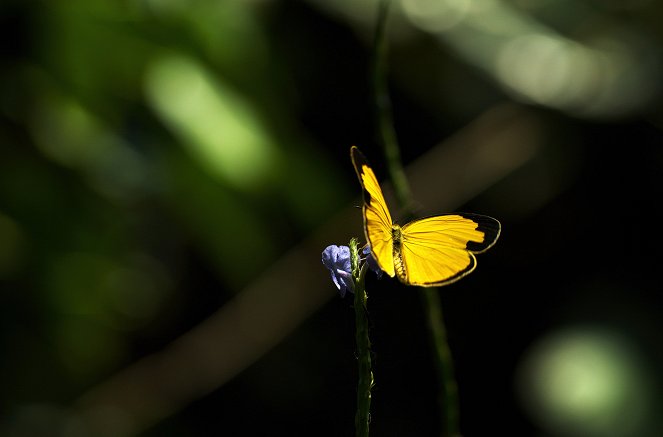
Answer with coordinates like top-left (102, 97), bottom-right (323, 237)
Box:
top-left (402, 0), bottom-right (471, 32)
top-left (516, 327), bottom-right (652, 437)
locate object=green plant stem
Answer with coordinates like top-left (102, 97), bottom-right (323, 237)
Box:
top-left (420, 288), bottom-right (460, 437)
top-left (371, 2), bottom-right (460, 436)
top-left (372, 0), bottom-right (412, 212)
top-left (350, 239), bottom-right (373, 437)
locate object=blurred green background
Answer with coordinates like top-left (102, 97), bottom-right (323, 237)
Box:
top-left (1, 0), bottom-right (662, 436)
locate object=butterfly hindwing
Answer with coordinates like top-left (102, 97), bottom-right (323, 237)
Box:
top-left (351, 146), bottom-right (395, 277)
top-left (399, 237), bottom-right (477, 286)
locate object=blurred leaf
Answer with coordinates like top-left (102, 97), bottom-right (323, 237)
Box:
top-left (146, 53), bottom-right (279, 192)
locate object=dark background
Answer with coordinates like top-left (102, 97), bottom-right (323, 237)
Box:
top-left (1, 1), bottom-right (662, 436)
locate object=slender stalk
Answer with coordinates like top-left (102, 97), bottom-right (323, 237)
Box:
top-left (371, 0), bottom-right (412, 212)
top-left (350, 239), bottom-right (373, 437)
top-left (420, 288), bottom-right (460, 437)
top-left (371, 2), bottom-right (460, 436)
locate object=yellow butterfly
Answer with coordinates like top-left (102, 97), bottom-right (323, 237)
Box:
top-left (351, 146), bottom-right (500, 287)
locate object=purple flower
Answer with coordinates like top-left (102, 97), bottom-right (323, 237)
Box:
top-left (362, 246), bottom-right (383, 279)
top-left (322, 245), bottom-right (354, 297)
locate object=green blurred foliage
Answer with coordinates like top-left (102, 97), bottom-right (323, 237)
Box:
top-left (1, 0), bottom-right (348, 412)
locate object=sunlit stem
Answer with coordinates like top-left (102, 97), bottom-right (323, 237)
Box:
top-left (350, 238), bottom-right (373, 437)
top-left (372, 0), bottom-right (413, 212)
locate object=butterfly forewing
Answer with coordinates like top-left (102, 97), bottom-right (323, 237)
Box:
top-left (457, 213), bottom-right (501, 253)
top-left (351, 146), bottom-right (395, 277)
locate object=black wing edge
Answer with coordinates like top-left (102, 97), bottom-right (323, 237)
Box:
top-left (350, 146), bottom-right (372, 205)
top-left (458, 213), bottom-right (501, 254)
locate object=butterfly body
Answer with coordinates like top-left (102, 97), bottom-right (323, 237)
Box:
top-left (351, 146), bottom-right (500, 287)
top-left (391, 224), bottom-right (407, 283)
